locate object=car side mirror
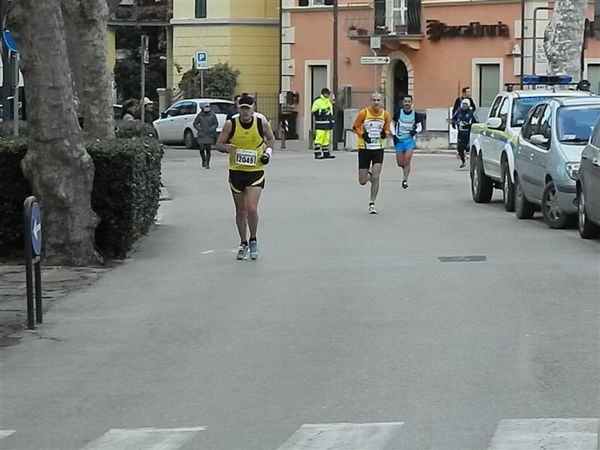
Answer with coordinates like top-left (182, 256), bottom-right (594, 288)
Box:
top-left (530, 134), bottom-right (549, 146)
top-left (161, 112), bottom-right (167, 119)
top-left (486, 117), bottom-right (503, 129)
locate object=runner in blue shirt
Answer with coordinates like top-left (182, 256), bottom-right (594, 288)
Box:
top-left (393, 95), bottom-right (424, 189)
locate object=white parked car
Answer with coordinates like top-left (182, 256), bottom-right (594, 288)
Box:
top-left (153, 98), bottom-right (234, 148)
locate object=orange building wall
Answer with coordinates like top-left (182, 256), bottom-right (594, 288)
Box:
top-left (288, 2), bottom-right (599, 120)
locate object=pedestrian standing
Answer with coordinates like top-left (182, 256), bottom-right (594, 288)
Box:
top-left (452, 99), bottom-right (477, 168)
top-left (215, 94), bottom-right (276, 261)
top-left (121, 100), bottom-right (137, 121)
top-left (393, 95), bottom-right (424, 189)
top-left (452, 86), bottom-right (477, 117)
top-left (193, 102), bottom-right (218, 169)
top-left (311, 88), bottom-right (335, 159)
top-left (352, 92), bottom-right (392, 214)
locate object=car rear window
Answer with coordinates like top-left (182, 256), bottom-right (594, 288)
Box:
top-left (511, 96), bottom-right (551, 127)
top-left (210, 102), bottom-right (232, 114)
top-left (557, 106), bottom-right (600, 144)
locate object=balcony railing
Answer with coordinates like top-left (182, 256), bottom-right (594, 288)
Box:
top-left (345, 0), bottom-right (422, 37)
top-left (110, 0), bottom-right (173, 23)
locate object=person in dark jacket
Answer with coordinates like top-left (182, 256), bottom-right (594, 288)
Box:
top-left (452, 86), bottom-right (477, 117)
top-left (452, 98), bottom-right (477, 168)
top-left (193, 103), bottom-right (219, 169)
top-left (226, 94), bottom-right (242, 121)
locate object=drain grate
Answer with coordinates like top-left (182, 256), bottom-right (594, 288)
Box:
top-left (438, 255), bottom-right (487, 263)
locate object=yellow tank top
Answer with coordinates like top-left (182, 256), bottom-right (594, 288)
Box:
top-left (229, 116), bottom-right (265, 172)
top-left (359, 108), bottom-right (386, 150)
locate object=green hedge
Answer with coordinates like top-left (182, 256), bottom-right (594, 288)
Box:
top-left (0, 138), bottom-right (31, 258)
top-left (0, 137), bottom-right (164, 260)
top-left (92, 138), bottom-right (164, 258)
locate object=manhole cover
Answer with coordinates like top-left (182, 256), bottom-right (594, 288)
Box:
top-left (438, 255), bottom-right (487, 263)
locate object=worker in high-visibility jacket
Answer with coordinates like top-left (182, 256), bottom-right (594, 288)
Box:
top-left (311, 88), bottom-right (335, 159)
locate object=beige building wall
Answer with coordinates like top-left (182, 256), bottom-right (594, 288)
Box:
top-left (170, 0), bottom-right (279, 95)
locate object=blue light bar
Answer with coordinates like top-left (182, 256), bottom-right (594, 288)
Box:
top-left (522, 75), bottom-right (573, 85)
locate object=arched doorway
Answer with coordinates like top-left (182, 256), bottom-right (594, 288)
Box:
top-left (393, 60), bottom-right (409, 113)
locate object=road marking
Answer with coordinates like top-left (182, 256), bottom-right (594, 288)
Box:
top-left (81, 427), bottom-right (206, 450)
top-left (488, 418), bottom-right (599, 450)
top-left (276, 422), bottom-right (404, 450)
top-left (0, 430), bottom-right (15, 439)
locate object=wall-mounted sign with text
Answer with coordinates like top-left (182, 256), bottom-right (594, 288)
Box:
top-left (426, 20), bottom-right (510, 41)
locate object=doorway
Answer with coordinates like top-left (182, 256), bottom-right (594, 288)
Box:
top-left (478, 63), bottom-right (500, 107)
top-left (311, 65), bottom-right (328, 103)
top-left (393, 59), bottom-right (408, 113)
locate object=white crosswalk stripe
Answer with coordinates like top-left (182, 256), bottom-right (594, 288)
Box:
top-left (80, 427), bottom-right (206, 450)
top-left (0, 430), bottom-right (15, 439)
top-left (276, 422), bottom-right (404, 450)
top-left (488, 418), bottom-right (599, 450)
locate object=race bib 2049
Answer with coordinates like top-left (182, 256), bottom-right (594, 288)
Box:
top-left (235, 149), bottom-right (258, 166)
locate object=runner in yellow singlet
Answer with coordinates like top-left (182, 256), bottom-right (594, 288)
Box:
top-left (216, 94), bottom-right (275, 260)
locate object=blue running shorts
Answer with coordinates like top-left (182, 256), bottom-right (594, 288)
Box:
top-left (394, 138), bottom-right (416, 153)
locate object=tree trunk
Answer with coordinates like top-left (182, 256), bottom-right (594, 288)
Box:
top-left (61, 0), bottom-right (115, 139)
top-left (10, 0), bottom-right (102, 266)
top-left (543, 0), bottom-right (586, 81)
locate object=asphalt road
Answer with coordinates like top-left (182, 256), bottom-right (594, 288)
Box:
top-left (0, 147), bottom-right (598, 450)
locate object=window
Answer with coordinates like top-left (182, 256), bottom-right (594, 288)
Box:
top-left (538, 106), bottom-right (552, 142)
top-left (489, 95), bottom-right (503, 118)
top-left (497, 97), bottom-right (509, 130)
top-left (557, 106), bottom-right (600, 144)
top-left (511, 96), bottom-right (551, 127)
top-left (521, 104), bottom-right (544, 140)
top-left (195, 0), bottom-right (206, 18)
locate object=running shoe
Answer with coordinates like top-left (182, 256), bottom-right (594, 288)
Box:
top-left (368, 202), bottom-right (378, 214)
top-left (402, 180), bottom-right (408, 189)
top-left (459, 162), bottom-right (466, 168)
top-left (236, 243), bottom-right (249, 260)
top-left (249, 240), bottom-right (259, 260)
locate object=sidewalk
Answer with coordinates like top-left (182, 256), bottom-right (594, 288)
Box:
top-left (0, 264), bottom-right (111, 346)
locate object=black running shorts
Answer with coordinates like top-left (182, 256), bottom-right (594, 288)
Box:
top-left (229, 170), bottom-right (265, 193)
top-left (358, 149), bottom-right (384, 169)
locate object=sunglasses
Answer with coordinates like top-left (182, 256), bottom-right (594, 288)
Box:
top-left (372, 98), bottom-right (381, 101)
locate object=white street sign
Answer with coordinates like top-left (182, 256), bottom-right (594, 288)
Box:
top-left (195, 51), bottom-right (208, 69)
top-left (360, 56), bottom-right (390, 65)
top-left (370, 36), bottom-right (381, 50)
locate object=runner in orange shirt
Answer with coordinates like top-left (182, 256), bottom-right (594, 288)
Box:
top-left (352, 93), bottom-right (392, 214)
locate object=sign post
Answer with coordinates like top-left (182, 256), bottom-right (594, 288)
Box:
top-left (3, 30), bottom-right (19, 137)
top-left (23, 196), bottom-right (42, 329)
top-left (195, 51), bottom-right (208, 97)
top-left (140, 35), bottom-right (149, 124)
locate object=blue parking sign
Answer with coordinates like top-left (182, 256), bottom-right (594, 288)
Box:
top-left (196, 51), bottom-right (208, 69)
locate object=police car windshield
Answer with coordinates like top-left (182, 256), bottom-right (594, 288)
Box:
top-left (511, 97), bottom-right (551, 127)
top-left (557, 106), bottom-right (600, 144)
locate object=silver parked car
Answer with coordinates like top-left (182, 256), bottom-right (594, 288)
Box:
top-left (153, 98), bottom-right (234, 148)
top-left (577, 117), bottom-right (600, 238)
top-left (514, 97), bottom-right (600, 228)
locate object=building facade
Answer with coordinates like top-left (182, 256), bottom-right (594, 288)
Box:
top-left (170, 0), bottom-right (280, 96)
top-left (282, 0), bottom-right (600, 139)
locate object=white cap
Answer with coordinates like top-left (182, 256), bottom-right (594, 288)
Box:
top-left (143, 97), bottom-right (153, 105)
top-left (461, 99), bottom-right (470, 106)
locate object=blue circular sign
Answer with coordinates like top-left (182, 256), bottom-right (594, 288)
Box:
top-left (3, 30), bottom-right (18, 53)
top-left (30, 202), bottom-right (42, 256)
